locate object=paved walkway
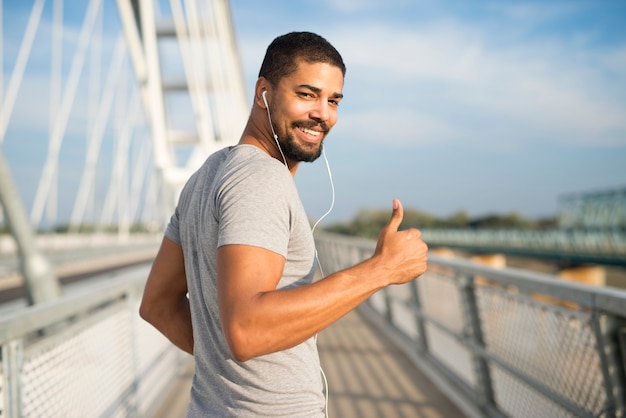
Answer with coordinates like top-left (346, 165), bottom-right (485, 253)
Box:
top-left (153, 309), bottom-right (465, 418)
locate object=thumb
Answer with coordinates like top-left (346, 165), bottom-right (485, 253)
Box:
top-left (386, 199), bottom-right (404, 232)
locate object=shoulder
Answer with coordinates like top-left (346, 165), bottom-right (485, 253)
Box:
top-left (228, 145), bottom-right (287, 171)
top-left (216, 146), bottom-right (297, 218)
top-left (215, 147), bottom-right (298, 254)
top-left (180, 147), bottom-right (231, 191)
top-left (221, 145), bottom-right (292, 188)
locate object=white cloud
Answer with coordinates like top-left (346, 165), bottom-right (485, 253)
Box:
top-left (490, 2), bottom-right (587, 23)
top-left (316, 0), bottom-right (417, 14)
top-left (335, 108), bottom-right (459, 147)
top-left (323, 18), bottom-right (626, 149)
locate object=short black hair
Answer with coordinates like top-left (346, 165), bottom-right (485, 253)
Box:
top-left (258, 32), bottom-right (346, 87)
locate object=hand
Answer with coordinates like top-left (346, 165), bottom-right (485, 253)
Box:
top-left (373, 199), bottom-right (428, 285)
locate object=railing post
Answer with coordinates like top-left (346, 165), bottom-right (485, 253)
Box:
top-left (383, 288), bottom-right (394, 323)
top-left (409, 280), bottom-right (428, 353)
top-left (127, 289), bottom-right (140, 417)
top-left (458, 275), bottom-right (495, 412)
top-left (2, 339), bottom-right (24, 418)
top-left (591, 312), bottom-right (626, 417)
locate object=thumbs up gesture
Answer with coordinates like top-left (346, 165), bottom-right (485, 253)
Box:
top-left (373, 199), bottom-right (428, 285)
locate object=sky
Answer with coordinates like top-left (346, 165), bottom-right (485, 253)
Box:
top-left (2, 0), bottom-right (625, 227)
top-left (227, 0), bottom-right (626, 224)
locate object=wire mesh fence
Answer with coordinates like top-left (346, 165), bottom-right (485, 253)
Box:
top-left (1, 232), bottom-right (624, 417)
top-left (315, 232), bottom-right (626, 418)
top-left (0, 266), bottom-right (186, 418)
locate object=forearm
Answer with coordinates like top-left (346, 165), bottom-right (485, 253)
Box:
top-left (223, 256), bottom-right (388, 361)
top-left (140, 237), bottom-right (194, 355)
top-left (141, 296), bottom-right (194, 355)
top-left (220, 199), bottom-right (428, 361)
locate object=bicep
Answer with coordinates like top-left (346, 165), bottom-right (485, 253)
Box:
top-left (216, 244), bottom-right (285, 322)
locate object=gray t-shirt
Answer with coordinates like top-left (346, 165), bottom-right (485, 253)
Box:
top-left (165, 145), bottom-right (324, 417)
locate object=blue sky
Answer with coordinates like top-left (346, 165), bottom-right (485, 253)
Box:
top-left (2, 0), bottom-right (625, 226)
top-left (227, 0), bottom-right (626, 223)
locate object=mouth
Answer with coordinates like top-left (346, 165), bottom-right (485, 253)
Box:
top-left (298, 126), bottom-right (322, 140)
top-left (294, 122), bottom-right (329, 143)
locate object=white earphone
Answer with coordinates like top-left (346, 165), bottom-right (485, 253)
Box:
top-left (262, 90), bottom-right (287, 166)
top-left (263, 87), bottom-right (334, 417)
top-left (262, 89), bottom-right (270, 109)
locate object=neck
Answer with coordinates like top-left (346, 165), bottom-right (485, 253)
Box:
top-left (239, 110), bottom-right (299, 176)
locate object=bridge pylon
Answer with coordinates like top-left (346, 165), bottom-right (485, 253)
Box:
top-left (116, 0), bottom-right (248, 219)
top-left (0, 151), bottom-right (60, 305)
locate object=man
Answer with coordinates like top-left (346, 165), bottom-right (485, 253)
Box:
top-left (140, 32), bottom-right (428, 417)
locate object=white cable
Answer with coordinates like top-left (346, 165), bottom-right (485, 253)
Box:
top-left (273, 133), bottom-right (288, 167)
top-left (262, 92), bottom-right (288, 167)
top-left (312, 147), bottom-right (335, 279)
top-left (264, 93), bottom-right (334, 416)
top-left (311, 147), bottom-right (335, 418)
top-left (321, 365), bottom-right (329, 417)
top-left (311, 147), bottom-right (335, 234)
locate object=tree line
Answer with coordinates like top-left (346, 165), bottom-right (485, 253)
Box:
top-left (323, 208), bottom-right (558, 240)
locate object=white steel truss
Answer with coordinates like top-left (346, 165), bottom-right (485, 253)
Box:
top-left (116, 0), bottom-right (248, 215)
top-left (1, 0), bottom-right (247, 232)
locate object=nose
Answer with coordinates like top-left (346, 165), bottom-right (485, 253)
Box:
top-left (310, 99), bottom-right (331, 123)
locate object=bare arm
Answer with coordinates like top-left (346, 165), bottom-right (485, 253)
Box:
top-left (139, 237), bottom-right (194, 354)
top-left (218, 199), bottom-right (427, 361)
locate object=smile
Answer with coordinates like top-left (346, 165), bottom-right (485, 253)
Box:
top-left (299, 127), bottom-right (321, 137)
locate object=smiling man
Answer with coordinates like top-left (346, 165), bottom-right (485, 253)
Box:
top-left (139, 32), bottom-right (428, 417)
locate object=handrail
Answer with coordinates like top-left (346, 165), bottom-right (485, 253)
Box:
top-left (315, 231), bottom-right (626, 418)
top-left (0, 264), bottom-right (186, 418)
top-left (2, 232), bottom-right (625, 417)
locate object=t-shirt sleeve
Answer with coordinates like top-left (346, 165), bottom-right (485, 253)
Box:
top-left (216, 163), bottom-right (292, 258)
top-left (164, 207), bottom-right (182, 245)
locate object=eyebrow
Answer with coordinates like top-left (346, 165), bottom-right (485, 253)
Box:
top-left (298, 84), bottom-right (344, 99)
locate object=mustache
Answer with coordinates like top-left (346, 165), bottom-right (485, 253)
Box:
top-left (293, 120), bottom-right (330, 135)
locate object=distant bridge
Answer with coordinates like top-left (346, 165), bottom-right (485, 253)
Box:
top-left (423, 187), bottom-right (626, 267)
top-left (422, 228), bottom-right (626, 267)
top-left (558, 187), bottom-right (626, 231)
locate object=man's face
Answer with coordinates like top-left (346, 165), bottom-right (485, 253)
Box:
top-left (270, 61), bottom-right (344, 163)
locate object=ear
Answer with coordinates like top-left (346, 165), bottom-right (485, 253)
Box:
top-left (255, 78), bottom-right (271, 109)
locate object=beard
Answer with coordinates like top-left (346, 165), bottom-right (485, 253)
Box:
top-left (274, 119), bottom-right (329, 163)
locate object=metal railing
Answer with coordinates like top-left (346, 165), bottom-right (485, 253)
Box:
top-left (315, 232), bottom-right (626, 418)
top-left (2, 232), bottom-right (625, 417)
top-left (0, 265), bottom-right (186, 418)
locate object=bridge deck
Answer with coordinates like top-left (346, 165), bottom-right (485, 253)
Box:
top-left (152, 309), bottom-right (465, 418)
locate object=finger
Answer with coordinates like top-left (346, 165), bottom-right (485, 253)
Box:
top-left (385, 199), bottom-right (404, 233)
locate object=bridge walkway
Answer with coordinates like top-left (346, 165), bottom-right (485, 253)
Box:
top-left (153, 309), bottom-right (465, 418)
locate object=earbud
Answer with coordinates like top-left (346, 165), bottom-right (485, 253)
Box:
top-left (262, 90), bottom-right (269, 108)
top-left (262, 90), bottom-right (277, 141)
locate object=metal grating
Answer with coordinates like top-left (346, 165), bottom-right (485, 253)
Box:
top-left (134, 299), bottom-right (186, 417)
top-left (419, 272), bottom-right (464, 334)
top-left (388, 284), bottom-right (419, 339)
top-left (490, 363), bottom-right (578, 418)
top-left (20, 309), bottom-right (134, 418)
top-left (0, 266), bottom-right (191, 418)
top-left (419, 272), bottom-right (476, 387)
top-left (0, 361), bottom-right (4, 414)
top-left (476, 284), bottom-right (607, 416)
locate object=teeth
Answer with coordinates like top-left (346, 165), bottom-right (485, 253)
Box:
top-left (300, 127), bottom-right (320, 136)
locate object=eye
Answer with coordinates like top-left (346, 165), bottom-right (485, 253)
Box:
top-left (297, 91), bottom-right (315, 99)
